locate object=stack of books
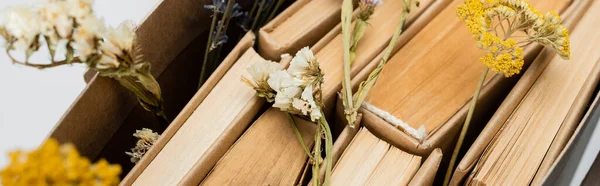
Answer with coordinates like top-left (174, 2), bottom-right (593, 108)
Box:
top-left (42, 0), bottom-right (600, 184)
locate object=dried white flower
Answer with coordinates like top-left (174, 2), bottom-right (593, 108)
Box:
top-left (242, 60), bottom-right (280, 101)
top-left (300, 85), bottom-right (322, 121)
top-left (126, 128), bottom-right (160, 164)
top-left (3, 6), bottom-right (42, 51)
top-left (72, 15), bottom-right (105, 60)
top-left (363, 0), bottom-right (383, 6)
top-left (100, 21), bottom-right (135, 59)
top-left (245, 60), bottom-right (280, 87)
top-left (40, 1), bottom-right (72, 38)
top-left (288, 47), bottom-right (314, 77)
top-left (66, 0), bottom-right (94, 21)
top-left (268, 70), bottom-right (303, 111)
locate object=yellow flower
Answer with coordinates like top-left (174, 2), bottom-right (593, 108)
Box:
top-left (0, 138), bottom-right (121, 186)
top-left (457, 0), bottom-right (571, 77)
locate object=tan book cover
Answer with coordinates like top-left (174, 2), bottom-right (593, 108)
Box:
top-left (121, 32), bottom-right (263, 185)
top-left (449, 0), bottom-right (593, 185)
top-left (312, 0), bottom-right (445, 117)
top-left (465, 0), bottom-right (600, 184)
top-left (354, 0), bottom-right (574, 160)
top-left (201, 109), bottom-right (316, 185)
top-left (130, 37), bottom-right (288, 185)
top-left (258, 0), bottom-right (345, 60)
top-left (330, 128), bottom-right (421, 186)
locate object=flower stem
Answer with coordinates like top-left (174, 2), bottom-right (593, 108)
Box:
top-left (443, 67), bottom-right (489, 186)
top-left (251, 0), bottom-right (266, 31)
top-left (267, 0), bottom-right (285, 23)
top-left (313, 125), bottom-right (322, 186)
top-left (286, 113), bottom-right (314, 159)
top-left (350, 0), bottom-right (414, 125)
top-left (199, 5), bottom-right (220, 88)
top-left (319, 112), bottom-right (333, 186)
top-left (341, 0), bottom-right (355, 127)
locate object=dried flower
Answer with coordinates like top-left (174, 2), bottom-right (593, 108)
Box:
top-left (126, 128), bottom-right (160, 164)
top-left (288, 47), bottom-right (322, 84)
top-left (0, 0), bottom-right (168, 127)
top-left (72, 15), bottom-right (105, 60)
top-left (292, 85), bottom-right (322, 121)
top-left (364, 0), bottom-right (383, 6)
top-left (456, 0), bottom-right (571, 77)
top-left (2, 6), bottom-right (42, 51)
top-left (242, 60), bottom-right (280, 102)
top-left (0, 138), bottom-right (121, 186)
top-left (66, 0), bottom-right (94, 21)
top-left (268, 70), bottom-right (304, 111)
top-left (244, 47), bottom-right (325, 121)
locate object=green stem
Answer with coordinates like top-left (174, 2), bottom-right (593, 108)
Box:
top-left (351, 0), bottom-right (413, 121)
top-left (251, 0), bottom-right (266, 31)
top-left (199, 6), bottom-right (220, 88)
top-left (443, 68), bottom-right (489, 186)
top-left (341, 0), bottom-right (355, 127)
top-left (286, 113), bottom-right (313, 159)
top-left (266, 0), bottom-right (285, 22)
top-left (313, 125), bottom-right (322, 186)
top-left (319, 112), bottom-right (333, 186)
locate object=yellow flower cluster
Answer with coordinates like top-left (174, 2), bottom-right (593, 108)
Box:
top-left (1, 139), bottom-right (121, 186)
top-left (457, 0), bottom-right (571, 77)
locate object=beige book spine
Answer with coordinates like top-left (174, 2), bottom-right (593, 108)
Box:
top-left (449, 0), bottom-right (592, 185)
top-left (258, 0), bottom-right (344, 61)
top-left (121, 32), bottom-right (256, 185)
top-left (532, 56), bottom-right (600, 184)
top-left (200, 109), bottom-right (317, 186)
top-left (408, 148), bottom-right (443, 186)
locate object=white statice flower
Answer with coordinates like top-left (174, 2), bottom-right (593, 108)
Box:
top-left (66, 0), bottom-right (94, 21)
top-left (100, 21), bottom-right (135, 58)
top-left (268, 70), bottom-right (303, 111)
top-left (296, 85), bottom-right (322, 121)
top-left (3, 6), bottom-right (42, 51)
top-left (364, 0), bottom-right (383, 6)
top-left (40, 1), bottom-right (73, 38)
top-left (72, 15), bottom-right (105, 61)
top-left (245, 60), bottom-right (280, 87)
top-left (96, 55), bottom-right (119, 69)
top-left (288, 46), bottom-right (315, 78)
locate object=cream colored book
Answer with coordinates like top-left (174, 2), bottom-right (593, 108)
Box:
top-left (132, 47), bottom-right (277, 185)
top-left (466, 1), bottom-right (600, 185)
top-left (314, 0), bottom-right (440, 110)
top-left (359, 0), bottom-right (572, 154)
top-left (200, 109), bottom-right (316, 185)
top-left (259, 0), bottom-right (344, 60)
top-left (330, 128), bottom-right (422, 186)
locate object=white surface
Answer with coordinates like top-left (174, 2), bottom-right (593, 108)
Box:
top-left (0, 0), bottom-right (161, 168)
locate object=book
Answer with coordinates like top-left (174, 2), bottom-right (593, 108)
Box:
top-left (313, 0), bottom-right (445, 114)
top-left (466, 0), bottom-right (600, 184)
top-left (200, 109), bottom-right (316, 185)
top-left (259, 0), bottom-right (345, 60)
top-left (131, 45), bottom-right (281, 185)
top-left (330, 128), bottom-right (422, 186)
top-left (357, 0), bottom-right (573, 156)
top-left (448, 0), bottom-right (592, 184)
